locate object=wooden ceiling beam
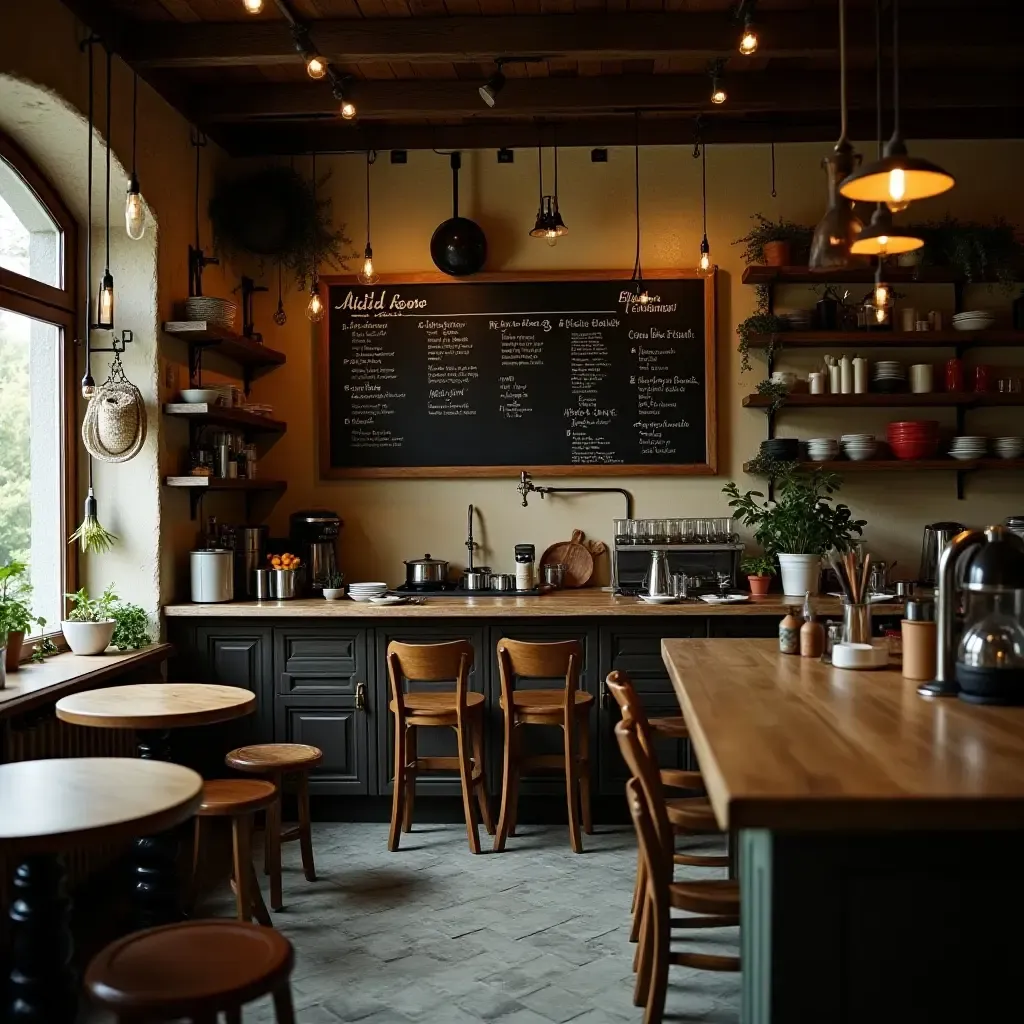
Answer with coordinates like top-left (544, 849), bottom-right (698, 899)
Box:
top-left (211, 107), bottom-right (1024, 156)
top-left (123, 10), bottom-right (1015, 68)
top-left (195, 72), bottom-right (1020, 123)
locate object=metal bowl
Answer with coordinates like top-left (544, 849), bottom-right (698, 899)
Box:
top-left (489, 573), bottom-right (516, 591)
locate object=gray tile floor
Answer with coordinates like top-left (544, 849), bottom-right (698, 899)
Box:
top-left (92, 822), bottom-right (740, 1023)
top-left (242, 822), bottom-right (737, 1023)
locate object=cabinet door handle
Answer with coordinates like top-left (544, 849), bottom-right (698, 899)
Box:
top-left (356, 681), bottom-right (367, 711)
top-left (600, 679), bottom-right (608, 708)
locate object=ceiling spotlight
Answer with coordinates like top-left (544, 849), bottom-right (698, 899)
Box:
top-left (306, 55), bottom-right (327, 80)
top-left (334, 81), bottom-right (357, 120)
top-left (739, 13), bottom-right (758, 54)
top-left (708, 59), bottom-right (727, 104)
top-left (242, 0), bottom-right (263, 12)
top-left (479, 63), bottom-right (506, 108)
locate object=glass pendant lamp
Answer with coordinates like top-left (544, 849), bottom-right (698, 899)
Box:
top-left (357, 150), bottom-right (380, 284)
top-left (124, 72), bottom-right (146, 240)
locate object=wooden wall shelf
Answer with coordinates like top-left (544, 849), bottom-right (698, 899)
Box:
top-left (163, 403), bottom-right (286, 435)
top-left (743, 459), bottom-right (1024, 474)
top-left (743, 392), bottom-right (1024, 409)
top-left (164, 477), bottom-right (287, 520)
top-left (740, 265), bottom-right (1017, 286)
top-left (746, 330), bottom-right (1024, 349)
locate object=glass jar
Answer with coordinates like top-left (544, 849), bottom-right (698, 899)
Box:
top-left (614, 519), bottom-right (630, 545)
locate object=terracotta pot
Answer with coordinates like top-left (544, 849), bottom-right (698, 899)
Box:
top-left (5, 631), bottom-right (24, 672)
top-left (763, 240), bottom-right (791, 267)
top-left (747, 575), bottom-right (772, 596)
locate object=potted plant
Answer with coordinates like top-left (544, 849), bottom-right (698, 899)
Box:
top-left (741, 555), bottom-right (776, 596)
top-left (733, 213), bottom-right (814, 267)
top-left (0, 561), bottom-right (46, 672)
top-left (111, 602), bottom-right (152, 651)
top-left (723, 468), bottom-right (865, 597)
top-left (737, 311), bottom-right (786, 374)
top-left (322, 571), bottom-right (346, 601)
top-left (909, 216), bottom-right (1023, 288)
top-left (62, 585), bottom-right (119, 656)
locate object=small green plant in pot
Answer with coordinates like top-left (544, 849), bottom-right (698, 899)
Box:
top-left (741, 555), bottom-right (776, 597)
top-left (321, 571), bottom-right (346, 601)
top-left (724, 468), bottom-right (865, 597)
top-left (62, 585), bottom-right (119, 656)
top-left (0, 561), bottom-right (46, 672)
top-left (112, 603), bottom-right (152, 651)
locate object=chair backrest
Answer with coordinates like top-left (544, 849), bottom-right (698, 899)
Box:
top-left (496, 638), bottom-right (582, 712)
top-left (613, 706), bottom-right (673, 857)
top-left (386, 640), bottom-right (474, 717)
top-left (605, 670), bottom-right (657, 759)
top-left (625, 774), bottom-right (671, 896)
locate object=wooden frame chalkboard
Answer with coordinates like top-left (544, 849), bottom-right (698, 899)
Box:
top-left (317, 269), bottom-right (717, 479)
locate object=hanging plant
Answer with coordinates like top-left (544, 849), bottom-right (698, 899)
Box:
top-left (737, 312), bottom-right (785, 373)
top-left (755, 378), bottom-right (790, 414)
top-left (209, 165), bottom-right (353, 287)
top-left (908, 217), bottom-right (1023, 289)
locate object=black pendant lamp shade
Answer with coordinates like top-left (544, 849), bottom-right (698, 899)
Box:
top-left (840, 0), bottom-right (954, 208)
top-left (809, 0), bottom-right (863, 270)
top-left (430, 153), bottom-right (487, 276)
top-left (850, 203), bottom-right (922, 257)
top-left (529, 146), bottom-right (568, 242)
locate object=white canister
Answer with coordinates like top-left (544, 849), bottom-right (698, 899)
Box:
top-left (809, 372), bottom-right (826, 395)
top-left (829, 363), bottom-right (842, 394)
top-left (840, 354), bottom-right (853, 394)
top-left (853, 357), bottom-right (868, 394)
top-left (900, 307), bottom-right (917, 332)
top-left (190, 550), bottom-right (235, 603)
top-left (910, 363), bottom-right (934, 394)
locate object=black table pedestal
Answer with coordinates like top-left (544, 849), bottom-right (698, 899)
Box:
top-left (6, 854), bottom-right (76, 1024)
top-left (134, 728), bottom-right (185, 927)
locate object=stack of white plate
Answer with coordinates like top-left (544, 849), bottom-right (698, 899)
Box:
top-left (348, 582), bottom-right (388, 602)
top-left (841, 433), bottom-right (878, 461)
top-left (948, 436), bottom-right (988, 460)
top-left (805, 437), bottom-right (839, 462)
top-left (993, 436), bottom-right (1024, 460)
top-left (183, 296), bottom-right (238, 329)
top-left (952, 310), bottom-right (995, 332)
top-left (872, 361), bottom-right (906, 391)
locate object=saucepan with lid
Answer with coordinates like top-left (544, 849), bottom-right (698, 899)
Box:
top-left (404, 554), bottom-right (450, 587)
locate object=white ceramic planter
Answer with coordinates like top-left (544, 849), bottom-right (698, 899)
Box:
top-left (61, 620), bottom-right (116, 656)
top-left (322, 588), bottom-right (346, 601)
top-left (777, 554), bottom-right (821, 597)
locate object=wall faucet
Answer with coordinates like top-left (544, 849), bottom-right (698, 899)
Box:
top-left (517, 470), bottom-right (634, 520)
top-left (466, 503), bottom-right (475, 569)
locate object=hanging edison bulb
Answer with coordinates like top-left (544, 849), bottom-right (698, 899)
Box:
top-left (306, 55), bottom-right (327, 80)
top-left (242, 0), bottom-right (263, 12)
top-left (699, 234), bottom-right (711, 273)
top-left (81, 372), bottom-right (96, 399)
top-left (125, 174), bottom-right (145, 240)
top-left (358, 244), bottom-right (379, 285)
top-left (96, 269), bottom-right (114, 330)
top-left (305, 279), bottom-right (326, 323)
top-left (739, 15), bottom-right (758, 55)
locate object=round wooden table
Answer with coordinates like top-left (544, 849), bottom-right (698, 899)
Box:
top-left (0, 757), bottom-right (202, 1024)
top-left (55, 683), bottom-right (255, 926)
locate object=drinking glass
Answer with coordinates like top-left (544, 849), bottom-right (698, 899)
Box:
top-left (666, 519), bottom-right (683, 544)
top-left (628, 519), bottom-right (643, 545)
top-left (614, 519), bottom-right (629, 546)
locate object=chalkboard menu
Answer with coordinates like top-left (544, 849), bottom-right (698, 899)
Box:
top-left (317, 271), bottom-right (716, 478)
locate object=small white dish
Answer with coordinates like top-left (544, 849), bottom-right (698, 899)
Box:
top-left (369, 595), bottom-right (406, 605)
top-left (180, 388), bottom-right (222, 404)
top-left (832, 642), bottom-right (889, 670)
top-left (699, 594), bottom-right (750, 604)
top-left (638, 594), bottom-right (680, 605)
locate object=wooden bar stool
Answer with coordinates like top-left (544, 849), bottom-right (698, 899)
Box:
top-left (193, 779), bottom-right (277, 926)
top-left (387, 640), bottom-right (493, 854)
top-left (495, 638), bottom-right (594, 855)
top-left (85, 920), bottom-right (296, 1023)
top-left (225, 743), bottom-right (323, 911)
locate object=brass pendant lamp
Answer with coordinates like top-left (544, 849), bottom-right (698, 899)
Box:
top-left (840, 0), bottom-right (954, 209)
top-left (808, 0), bottom-right (863, 270)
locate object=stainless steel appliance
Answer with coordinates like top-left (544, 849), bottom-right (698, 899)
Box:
top-left (289, 510), bottom-right (342, 593)
top-left (234, 525), bottom-right (268, 599)
top-left (918, 521), bottom-right (965, 587)
top-left (643, 550), bottom-right (672, 597)
top-left (613, 536), bottom-right (742, 594)
top-left (190, 549), bottom-right (234, 603)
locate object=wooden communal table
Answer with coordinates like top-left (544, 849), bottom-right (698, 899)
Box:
top-left (661, 638), bottom-right (1024, 1024)
top-left (55, 684), bottom-right (255, 925)
top-left (0, 758), bottom-right (202, 1024)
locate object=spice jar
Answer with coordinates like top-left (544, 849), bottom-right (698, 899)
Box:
top-left (946, 357), bottom-right (964, 392)
top-left (779, 607), bottom-right (801, 655)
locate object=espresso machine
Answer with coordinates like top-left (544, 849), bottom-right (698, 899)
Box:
top-left (289, 510), bottom-right (342, 594)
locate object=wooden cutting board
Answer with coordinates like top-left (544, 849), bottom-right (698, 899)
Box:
top-left (540, 529), bottom-right (595, 588)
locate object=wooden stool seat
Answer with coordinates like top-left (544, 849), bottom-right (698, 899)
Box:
top-left (649, 715), bottom-right (689, 739)
top-left (225, 744), bottom-right (321, 913)
top-left (665, 796), bottom-right (719, 833)
top-left (199, 779), bottom-right (277, 816)
top-left (85, 920), bottom-right (296, 1022)
top-left (226, 743), bottom-right (323, 773)
top-left (669, 879), bottom-right (740, 917)
top-left (387, 640), bottom-right (493, 854)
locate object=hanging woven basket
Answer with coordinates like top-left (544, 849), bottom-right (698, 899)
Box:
top-left (83, 381), bottom-right (147, 463)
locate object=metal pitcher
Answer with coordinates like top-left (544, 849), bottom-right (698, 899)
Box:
top-left (643, 549), bottom-right (672, 597)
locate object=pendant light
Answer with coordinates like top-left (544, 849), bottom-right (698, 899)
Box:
top-left (709, 59), bottom-right (727, 105)
top-left (850, 0), bottom-right (923, 258)
top-left (808, 0), bottom-right (863, 270)
top-left (698, 139), bottom-right (711, 273)
top-left (305, 151), bottom-right (326, 323)
top-left (242, 0), bottom-right (263, 12)
top-left (630, 114), bottom-right (649, 304)
top-left (357, 150), bottom-right (379, 284)
top-left (872, 261), bottom-right (891, 323)
top-left (529, 144), bottom-right (568, 245)
top-left (124, 71), bottom-right (146, 240)
top-left (738, 0), bottom-right (758, 55)
top-left (273, 264), bottom-right (287, 326)
top-left (95, 45), bottom-right (115, 330)
top-left (840, 0), bottom-right (953, 209)
top-left (81, 41), bottom-right (96, 399)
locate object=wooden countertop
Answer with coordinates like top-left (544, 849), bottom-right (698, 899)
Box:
top-left (661, 638), bottom-right (1024, 833)
top-left (0, 644), bottom-right (172, 720)
top-left (163, 591), bottom-right (902, 619)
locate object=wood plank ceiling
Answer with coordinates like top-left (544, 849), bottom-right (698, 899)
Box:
top-left (63, 0), bottom-right (1023, 153)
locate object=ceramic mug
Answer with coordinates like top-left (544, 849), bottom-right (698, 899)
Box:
top-left (910, 364), bottom-right (934, 394)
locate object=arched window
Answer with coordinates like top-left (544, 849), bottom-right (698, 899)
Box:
top-left (0, 133), bottom-right (77, 645)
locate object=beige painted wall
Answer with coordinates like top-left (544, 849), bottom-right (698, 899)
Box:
top-left (232, 143), bottom-right (1024, 590)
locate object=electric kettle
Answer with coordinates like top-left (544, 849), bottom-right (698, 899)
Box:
top-left (918, 521), bottom-right (964, 586)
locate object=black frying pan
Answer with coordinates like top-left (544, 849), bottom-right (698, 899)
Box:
top-left (430, 152), bottom-right (487, 276)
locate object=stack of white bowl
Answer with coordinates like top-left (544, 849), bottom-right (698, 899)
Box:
top-left (993, 436), bottom-right (1024, 460)
top-left (948, 436), bottom-right (988, 460)
top-left (348, 582), bottom-right (388, 602)
top-left (872, 360), bottom-right (906, 392)
top-left (805, 437), bottom-right (839, 462)
top-left (841, 433), bottom-right (878, 460)
top-left (952, 310), bottom-right (996, 332)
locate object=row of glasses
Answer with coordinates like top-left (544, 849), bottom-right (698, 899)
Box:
top-left (614, 518), bottom-right (738, 545)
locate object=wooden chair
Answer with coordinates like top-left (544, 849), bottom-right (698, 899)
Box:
top-left (225, 743), bottom-right (323, 911)
top-left (85, 919), bottom-right (296, 1022)
top-left (616, 716), bottom-right (740, 1024)
top-left (192, 779), bottom-right (277, 927)
top-left (495, 638), bottom-right (594, 855)
top-left (386, 640), bottom-right (494, 854)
